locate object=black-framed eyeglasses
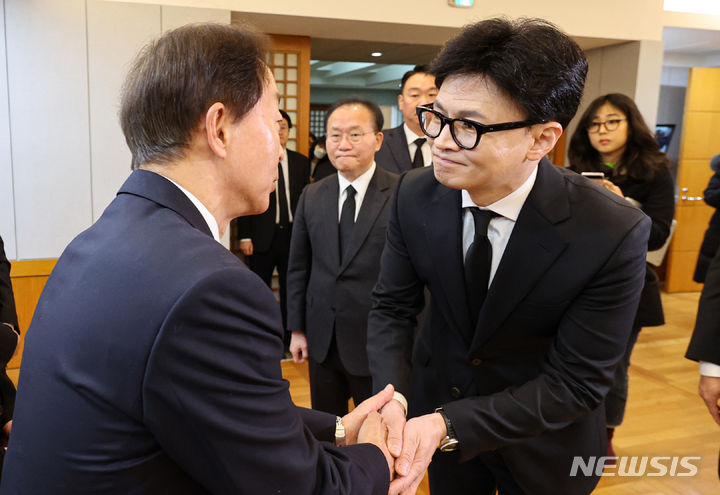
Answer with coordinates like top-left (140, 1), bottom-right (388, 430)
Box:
top-left (416, 104), bottom-right (544, 150)
top-left (587, 118), bottom-right (626, 134)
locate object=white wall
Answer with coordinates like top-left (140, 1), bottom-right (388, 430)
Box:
top-left (5, 0), bottom-right (92, 260)
top-left (0, 1), bottom-right (230, 260)
top-left (0, 1), bottom-right (16, 259)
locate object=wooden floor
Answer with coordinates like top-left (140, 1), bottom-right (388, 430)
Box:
top-left (282, 291), bottom-right (720, 494)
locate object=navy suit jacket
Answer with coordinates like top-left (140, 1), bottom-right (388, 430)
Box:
top-left (287, 167), bottom-right (398, 375)
top-left (367, 160), bottom-right (650, 495)
top-left (375, 125), bottom-right (413, 174)
top-left (1, 170), bottom-right (388, 494)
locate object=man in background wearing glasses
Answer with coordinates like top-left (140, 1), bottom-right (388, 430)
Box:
top-left (287, 98), bottom-right (398, 418)
top-left (367, 18), bottom-right (651, 495)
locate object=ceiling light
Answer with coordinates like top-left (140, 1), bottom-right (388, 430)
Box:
top-left (371, 52), bottom-right (382, 57)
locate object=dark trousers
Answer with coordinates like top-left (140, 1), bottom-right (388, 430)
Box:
top-left (248, 224), bottom-right (291, 347)
top-left (428, 450), bottom-right (526, 495)
top-left (308, 333), bottom-right (372, 416)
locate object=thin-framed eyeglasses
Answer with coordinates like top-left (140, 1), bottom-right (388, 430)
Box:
top-left (327, 130), bottom-right (376, 145)
top-left (416, 104), bottom-right (544, 150)
top-left (587, 118), bottom-right (626, 134)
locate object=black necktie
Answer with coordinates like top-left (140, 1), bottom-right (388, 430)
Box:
top-left (277, 163), bottom-right (290, 227)
top-left (412, 138), bottom-right (426, 168)
top-left (339, 185), bottom-right (356, 262)
top-left (464, 208), bottom-right (498, 327)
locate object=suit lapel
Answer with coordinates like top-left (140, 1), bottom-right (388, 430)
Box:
top-left (339, 168), bottom-right (391, 273)
top-left (389, 127), bottom-right (412, 172)
top-left (423, 183), bottom-right (474, 344)
top-left (470, 160), bottom-right (570, 348)
top-left (320, 175), bottom-right (341, 269)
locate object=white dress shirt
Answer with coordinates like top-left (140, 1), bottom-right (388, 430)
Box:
top-left (163, 176), bottom-right (221, 243)
top-left (461, 165), bottom-right (538, 286)
top-left (700, 362), bottom-right (720, 377)
top-left (277, 148), bottom-right (294, 224)
top-left (337, 163), bottom-right (376, 222)
top-left (403, 124), bottom-right (432, 167)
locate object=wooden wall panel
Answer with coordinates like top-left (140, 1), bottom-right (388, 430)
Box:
top-left (7, 259), bottom-right (56, 385)
top-left (665, 67), bottom-right (720, 292)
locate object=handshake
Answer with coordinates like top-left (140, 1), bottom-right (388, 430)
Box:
top-left (344, 384), bottom-right (448, 495)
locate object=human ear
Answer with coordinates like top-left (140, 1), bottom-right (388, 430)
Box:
top-left (526, 122), bottom-right (562, 161)
top-left (374, 131), bottom-right (384, 152)
top-left (205, 102), bottom-right (228, 159)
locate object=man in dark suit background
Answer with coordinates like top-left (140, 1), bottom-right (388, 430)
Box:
top-left (375, 65), bottom-right (437, 174)
top-left (0, 235), bottom-right (19, 471)
top-left (0, 24), bottom-right (395, 494)
top-left (686, 244), bottom-right (720, 427)
top-left (367, 18), bottom-right (651, 495)
top-left (237, 109), bottom-right (309, 340)
top-left (287, 98), bottom-right (398, 417)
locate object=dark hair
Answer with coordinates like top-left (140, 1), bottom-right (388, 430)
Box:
top-left (568, 93), bottom-right (669, 180)
top-left (280, 109), bottom-right (292, 129)
top-left (400, 65), bottom-right (432, 93)
top-left (324, 97), bottom-right (384, 132)
top-left (120, 23), bottom-right (268, 169)
top-left (429, 17), bottom-right (587, 129)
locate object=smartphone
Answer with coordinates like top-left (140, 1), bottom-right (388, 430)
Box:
top-left (581, 171), bottom-right (605, 184)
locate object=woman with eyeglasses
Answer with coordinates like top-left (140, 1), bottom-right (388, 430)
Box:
top-left (568, 93), bottom-right (675, 460)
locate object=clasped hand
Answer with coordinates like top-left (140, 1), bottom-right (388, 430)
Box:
top-left (347, 386), bottom-right (447, 495)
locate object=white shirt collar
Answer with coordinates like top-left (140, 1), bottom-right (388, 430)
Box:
top-left (338, 162), bottom-right (376, 198)
top-left (403, 123), bottom-right (425, 145)
top-left (162, 176), bottom-right (221, 242)
top-left (461, 164), bottom-right (538, 221)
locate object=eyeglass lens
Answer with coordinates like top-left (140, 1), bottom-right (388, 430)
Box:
top-left (421, 110), bottom-right (477, 148)
top-left (588, 119), bottom-right (624, 133)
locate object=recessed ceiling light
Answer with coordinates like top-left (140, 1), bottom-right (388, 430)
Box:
top-left (371, 52), bottom-right (382, 57)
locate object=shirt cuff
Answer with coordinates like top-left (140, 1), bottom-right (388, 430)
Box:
top-left (392, 392), bottom-right (408, 417)
top-left (700, 361), bottom-right (720, 377)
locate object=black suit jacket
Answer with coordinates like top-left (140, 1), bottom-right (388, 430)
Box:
top-left (236, 149), bottom-right (309, 252)
top-left (287, 167), bottom-right (398, 375)
top-left (367, 160), bottom-right (650, 495)
top-left (687, 245), bottom-right (720, 365)
top-left (375, 125), bottom-right (413, 174)
top-left (0, 170), bottom-right (388, 495)
top-left (0, 236), bottom-right (17, 332)
top-left (0, 235), bottom-right (18, 428)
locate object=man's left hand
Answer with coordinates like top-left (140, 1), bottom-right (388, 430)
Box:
top-left (699, 375), bottom-right (720, 426)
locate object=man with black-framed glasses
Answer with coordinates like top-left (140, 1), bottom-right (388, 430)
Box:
top-left (367, 17), bottom-right (651, 495)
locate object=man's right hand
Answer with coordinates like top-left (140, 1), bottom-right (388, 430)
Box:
top-left (289, 331), bottom-right (308, 363)
top-left (358, 411), bottom-right (394, 480)
top-left (239, 239), bottom-right (253, 256)
top-left (380, 396), bottom-right (406, 457)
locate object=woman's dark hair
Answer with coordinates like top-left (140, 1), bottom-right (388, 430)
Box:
top-left (429, 17), bottom-right (587, 129)
top-left (568, 93), bottom-right (669, 180)
top-left (120, 23), bottom-right (268, 169)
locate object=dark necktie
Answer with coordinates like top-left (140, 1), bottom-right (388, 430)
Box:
top-left (339, 185), bottom-right (356, 262)
top-left (277, 162), bottom-right (290, 227)
top-left (412, 138), bottom-right (426, 169)
top-left (464, 208), bottom-right (498, 327)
